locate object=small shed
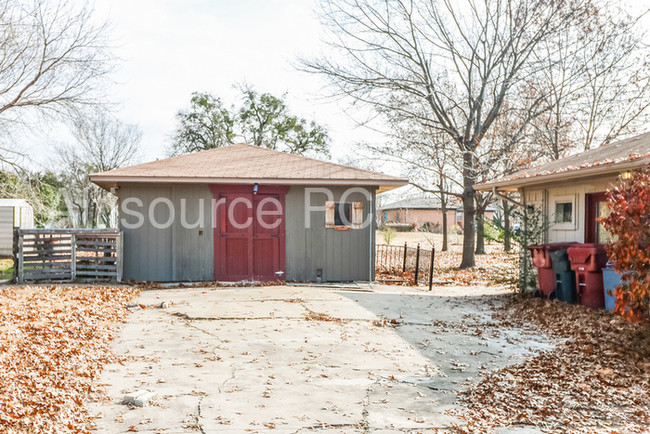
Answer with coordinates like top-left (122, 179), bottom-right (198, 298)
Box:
top-left (90, 144), bottom-right (408, 282)
top-left (0, 199), bottom-right (34, 257)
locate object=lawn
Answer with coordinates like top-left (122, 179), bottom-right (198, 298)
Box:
top-left (0, 285), bottom-right (138, 432)
top-left (376, 230), bottom-right (463, 248)
top-left (0, 258), bottom-right (12, 280)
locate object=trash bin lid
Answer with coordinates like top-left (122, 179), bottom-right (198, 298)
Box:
top-left (545, 242), bottom-right (578, 252)
top-left (548, 248), bottom-right (569, 261)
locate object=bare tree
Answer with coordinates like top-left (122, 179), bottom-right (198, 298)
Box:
top-left (368, 111), bottom-right (461, 251)
top-left (0, 0), bottom-right (112, 164)
top-left (57, 111), bottom-right (141, 227)
top-left (527, 4), bottom-right (650, 159)
top-left (302, 0), bottom-right (585, 268)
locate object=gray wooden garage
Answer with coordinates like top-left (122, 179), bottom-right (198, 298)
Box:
top-left (90, 144), bottom-right (407, 282)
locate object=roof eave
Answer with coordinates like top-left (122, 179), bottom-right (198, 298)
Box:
top-left (474, 158), bottom-right (650, 192)
top-left (90, 175), bottom-right (409, 193)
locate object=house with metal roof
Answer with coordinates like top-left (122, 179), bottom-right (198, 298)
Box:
top-left (475, 131), bottom-right (650, 244)
top-left (90, 143), bottom-right (408, 282)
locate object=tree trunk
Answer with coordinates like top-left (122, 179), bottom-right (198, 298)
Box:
top-left (503, 199), bottom-right (511, 252)
top-left (439, 189), bottom-right (448, 252)
top-left (475, 203), bottom-right (486, 255)
top-left (460, 153), bottom-right (476, 268)
top-left (441, 203), bottom-right (448, 252)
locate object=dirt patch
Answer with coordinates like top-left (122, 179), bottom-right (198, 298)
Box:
top-left (455, 297), bottom-right (650, 433)
top-left (0, 285), bottom-right (138, 432)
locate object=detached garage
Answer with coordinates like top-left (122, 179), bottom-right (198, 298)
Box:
top-left (90, 144), bottom-right (407, 282)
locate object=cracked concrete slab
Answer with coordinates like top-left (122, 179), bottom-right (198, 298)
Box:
top-left (88, 284), bottom-right (554, 433)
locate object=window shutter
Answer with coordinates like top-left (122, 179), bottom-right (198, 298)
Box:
top-left (325, 201), bottom-right (335, 228)
top-left (352, 201), bottom-right (364, 228)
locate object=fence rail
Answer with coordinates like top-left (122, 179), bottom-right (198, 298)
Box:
top-left (13, 228), bottom-right (123, 283)
top-left (376, 242), bottom-right (435, 290)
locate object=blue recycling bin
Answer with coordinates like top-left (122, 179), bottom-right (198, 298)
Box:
top-left (602, 266), bottom-right (623, 311)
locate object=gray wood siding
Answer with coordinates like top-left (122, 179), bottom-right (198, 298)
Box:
top-left (285, 186), bottom-right (375, 282)
top-left (119, 184), bottom-right (214, 282)
top-left (119, 184), bottom-right (376, 282)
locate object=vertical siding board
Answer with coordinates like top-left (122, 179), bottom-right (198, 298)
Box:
top-left (120, 185), bottom-right (171, 281)
top-left (284, 186), bottom-right (373, 282)
top-left (172, 184), bottom-right (214, 281)
top-left (121, 183), bottom-right (374, 282)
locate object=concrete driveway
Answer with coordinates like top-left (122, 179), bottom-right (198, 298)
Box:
top-left (88, 284), bottom-right (552, 433)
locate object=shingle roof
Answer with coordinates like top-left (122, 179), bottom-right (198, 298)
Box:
top-left (476, 131), bottom-right (650, 191)
top-left (90, 143), bottom-right (408, 191)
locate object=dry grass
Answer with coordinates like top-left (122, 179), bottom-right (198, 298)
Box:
top-left (376, 230), bottom-right (463, 248)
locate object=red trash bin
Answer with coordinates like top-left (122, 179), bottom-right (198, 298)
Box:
top-left (568, 243), bottom-right (608, 309)
top-left (528, 243), bottom-right (576, 297)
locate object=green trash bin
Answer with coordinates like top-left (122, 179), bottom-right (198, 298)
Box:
top-left (549, 249), bottom-right (576, 303)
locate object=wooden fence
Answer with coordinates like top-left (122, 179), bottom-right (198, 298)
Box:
top-left (376, 242), bottom-right (435, 290)
top-left (13, 228), bottom-right (123, 283)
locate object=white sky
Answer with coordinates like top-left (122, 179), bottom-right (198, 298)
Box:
top-left (88, 0), bottom-right (376, 166)
top-left (22, 0), bottom-right (650, 182)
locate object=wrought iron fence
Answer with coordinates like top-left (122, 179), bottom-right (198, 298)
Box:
top-left (376, 242), bottom-right (435, 290)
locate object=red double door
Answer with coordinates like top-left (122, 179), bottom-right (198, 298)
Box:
top-left (211, 186), bottom-right (287, 282)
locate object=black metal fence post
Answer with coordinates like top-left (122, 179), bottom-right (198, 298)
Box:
top-left (428, 246), bottom-right (435, 291)
top-left (402, 242), bottom-right (408, 272)
top-left (414, 243), bottom-right (421, 284)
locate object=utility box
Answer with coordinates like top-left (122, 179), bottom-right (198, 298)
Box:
top-left (0, 199), bottom-right (34, 257)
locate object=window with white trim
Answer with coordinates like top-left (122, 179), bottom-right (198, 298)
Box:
top-left (551, 194), bottom-right (577, 230)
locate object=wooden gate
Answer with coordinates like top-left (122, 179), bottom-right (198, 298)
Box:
top-left (13, 228), bottom-right (123, 282)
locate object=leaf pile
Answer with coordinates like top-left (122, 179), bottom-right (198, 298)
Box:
top-left (454, 297), bottom-right (650, 432)
top-left (0, 285), bottom-right (138, 432)
top-left (432, 247), bottom-right (519, 287)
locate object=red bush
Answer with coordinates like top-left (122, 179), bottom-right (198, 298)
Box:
top-left (601, 166), bottom-right (650, 321)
